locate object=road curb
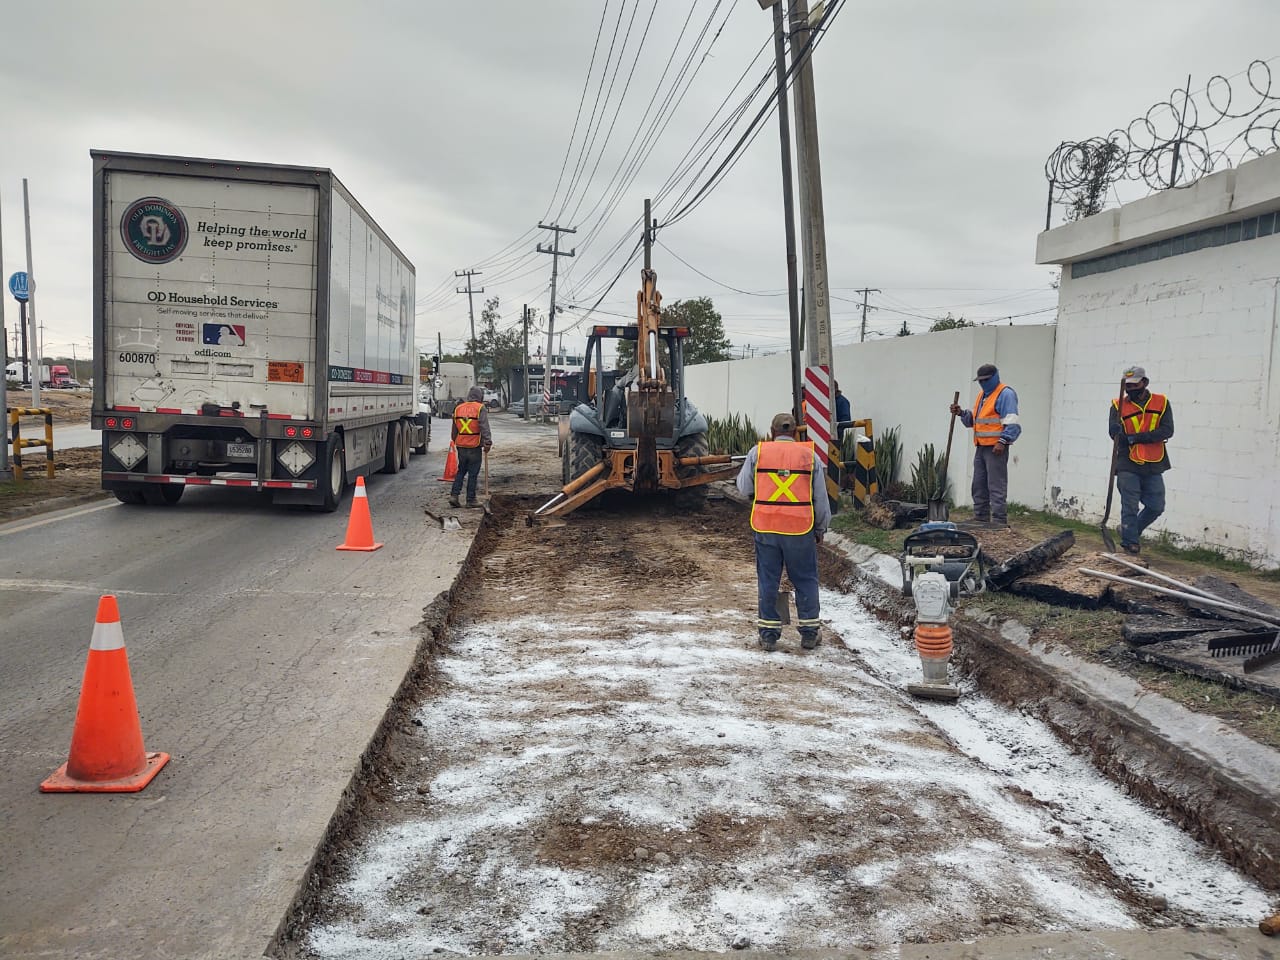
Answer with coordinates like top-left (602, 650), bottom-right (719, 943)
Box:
top-left (825, 534), bottom-right (1280, 896)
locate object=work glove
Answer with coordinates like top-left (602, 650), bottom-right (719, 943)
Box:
top-left (949, 402), bottom-right (962, 416)
top-left (483, 441), bottom-right (493, 451)
top-left (992, 443), bottom-right (1006, 457)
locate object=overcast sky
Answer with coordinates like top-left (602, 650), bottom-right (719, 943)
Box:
top-left (2, 0), bottom-right (1276, 364)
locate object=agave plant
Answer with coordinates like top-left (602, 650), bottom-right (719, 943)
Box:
top-left (906, 442), bottom-right (951, 504)
top-left (706, 413), bottom-right (763, 455)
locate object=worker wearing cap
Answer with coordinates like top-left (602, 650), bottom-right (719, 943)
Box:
top-left (949, 363), bottom-right (1021, 527)
top-left (449, 386), bottom-right (492, 508)
top-left (1108, 365), bottom-right (1173, 555)
top-left (736, 412), bottom-right (831, 652)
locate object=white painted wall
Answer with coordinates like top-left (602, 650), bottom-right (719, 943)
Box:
top-left (1038, 151), bottom-right (1280, 566)
top-left (684, 324), bottom-right (1056, 510)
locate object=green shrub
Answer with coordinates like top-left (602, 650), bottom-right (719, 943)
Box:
top-left (906, 443), bottom-right (951, 503)
top-left (706, 413), bottom-right (763, 455)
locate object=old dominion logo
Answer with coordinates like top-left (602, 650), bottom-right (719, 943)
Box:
top-left (121, 197), bottom-right (188, 264)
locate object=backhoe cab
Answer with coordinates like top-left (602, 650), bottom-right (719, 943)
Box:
top-left (532, 262), bottom-right (739, 520)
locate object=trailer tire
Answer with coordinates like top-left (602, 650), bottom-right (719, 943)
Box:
top-left (142, 484), bottom-right (184, 506)
top-left (113, 487), bottom-right (147, 505)
top-left (411, 415), bottom-right (429, 455)
top-left (318, 435), bottom-right (346, 512)
top-left (382, 421), bottom-right (402, 474)
top-left (399, 421), bottom-right (411, 470)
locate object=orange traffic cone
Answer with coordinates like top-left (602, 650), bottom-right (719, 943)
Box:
top-left (438, 441), bottom-right (458, 482)
top-left (336, 475), bottom-right (384, 551)
top-left (41, 595), bottom-right (170, 793)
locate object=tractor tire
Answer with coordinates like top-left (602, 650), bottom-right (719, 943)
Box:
top-left (568, 432), bottom-right (604, 482)
top-left (673, 431), bottom-right (710, 508)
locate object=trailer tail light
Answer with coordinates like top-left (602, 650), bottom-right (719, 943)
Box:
top-left (122, 418), bottom-right (135, 430)
top-left (301, 427), bottom-right (314, 438)
top-left (105, 417), bottom-right (118, 428)
top-left (285, 426), bottom-right (297, 437)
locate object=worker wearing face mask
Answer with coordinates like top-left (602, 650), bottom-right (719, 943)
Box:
top-left (949, 363), bottom-right (1021, 527)
top-left (1108, 365), bottom-right (1174, 555)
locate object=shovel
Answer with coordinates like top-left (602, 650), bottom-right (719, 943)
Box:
top-left (927, 391), bottom-right (960, 522)
top-left (1100, 377), bottom-right (1127, 553)
top-left (481, 448), bottom-right (493, 515)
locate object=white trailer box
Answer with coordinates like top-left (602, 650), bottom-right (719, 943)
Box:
top-left (91, 151), bottom-right (429, 509)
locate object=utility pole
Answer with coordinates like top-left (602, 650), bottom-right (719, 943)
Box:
top-left (455, 269), bottom-right (483, 377)
top-left (537, 221), bottom-right (576, 417)
top-left (23, 179), bottom-right (40, 408)
top-left (856, 287), bottom-right (880, 342)
top-left (0, 186), bottom-right (9, 480)
top-left (788, 0), bottom-right (838, 507)
top-left (521, 304), bottom-right (530, 422)
top-left (759, 0), bottom-right (805, 426)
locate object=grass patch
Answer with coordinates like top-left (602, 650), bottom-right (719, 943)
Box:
top-left (830, 507), bottom-right (907, 556)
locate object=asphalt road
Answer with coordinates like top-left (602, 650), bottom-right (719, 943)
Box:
top-left (0, 422), bottom-right (511, 959)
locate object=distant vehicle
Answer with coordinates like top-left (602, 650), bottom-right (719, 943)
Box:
top-left (91, 150), bottom-right (429, 510)
top-left (482, 387), bottom-right (500, 408)
top-left (45, 364), bottom-right (74, 388)
top-left (508, 397), bottom-right (541, 417)
top-left (433, 362), bottom-right (476, 418)
top-left (61, 378), bottom-right (83, 390)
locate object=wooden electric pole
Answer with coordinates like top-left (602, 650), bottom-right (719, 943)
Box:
top-left (521, 304), bottom-right (530, 422)
top-left (856, 287), bottom-right (880, 342)
top-left (455, 269), bottom-right (483, 376)
top-left (537, 222), bottom-right (575, 417)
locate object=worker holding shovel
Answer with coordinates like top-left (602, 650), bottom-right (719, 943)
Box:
top-left (1108, 365), bottom-right (1174, 555)
top-left (449, 386), bottom-right (493, 509)
top-left (949, 363), bottom-right (1021, 528)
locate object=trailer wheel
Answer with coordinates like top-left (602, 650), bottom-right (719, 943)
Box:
top-left (411, 415), bottom-right (429, 455)
top-left (142, 485), bottom-right (184, 506)
top-left (113, 487), bottom-right (147, 505)
top-left (382, 421), bottom-right (402, 474)
top-left (399, 421), bottom-right (411, 470)
top-left (318, 435), bottom-right (346, 512)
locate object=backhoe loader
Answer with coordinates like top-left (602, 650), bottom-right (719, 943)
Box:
top-left (531, 204), bottom-right (740, 521)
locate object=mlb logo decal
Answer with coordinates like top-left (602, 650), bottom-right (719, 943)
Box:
top-left (202, 323), bottom-right (246, 346)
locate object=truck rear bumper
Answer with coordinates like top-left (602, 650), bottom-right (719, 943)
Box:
top-left (102, 471), bottom-right (317, 491)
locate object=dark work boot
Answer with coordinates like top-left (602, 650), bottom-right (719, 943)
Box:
top-left (800, 628), bottom-right (820, 650)
top-left (448, 495), bottom-right (461, 508)
top-left (758, 629), bottom-right (781, 653)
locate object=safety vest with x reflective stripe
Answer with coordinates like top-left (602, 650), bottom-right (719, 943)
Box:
top-left (750, 440), bottom-right (815, 535)
top-left (453, 401), bottom-right (484, 448)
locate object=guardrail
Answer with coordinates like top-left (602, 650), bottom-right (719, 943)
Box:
top-left (7, 407), bottom-right (55, 480)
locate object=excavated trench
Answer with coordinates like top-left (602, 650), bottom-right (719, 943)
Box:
top-left (275, 488), bottom-right (1276, 958)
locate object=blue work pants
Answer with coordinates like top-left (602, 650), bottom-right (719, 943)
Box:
top-left (1117, 471), bottom-right (1165, 548)
top-left (754, 531), bottom-right (820, 636)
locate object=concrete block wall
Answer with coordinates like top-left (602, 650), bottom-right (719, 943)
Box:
top-left (683, 324), bottom-right (1056, 510)
top-left (1047, 250), bottom-right (1280, 563)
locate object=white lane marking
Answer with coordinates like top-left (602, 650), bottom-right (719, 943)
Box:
top-left (0, 500), bottom-right (118, 537)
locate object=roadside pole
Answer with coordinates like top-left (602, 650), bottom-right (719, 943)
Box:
top-left (759, 0), bottom-right (805, 426)
top-left (788, 0), bottom-right (841, 510)
top-left (23, 179), bottom-right (40, 409)
top-left (521, 304), bottom-right (530, 422)
top-left (0, 189), bottom-right (10, 481)
top-left (537, 222), bottom-right (575, 421)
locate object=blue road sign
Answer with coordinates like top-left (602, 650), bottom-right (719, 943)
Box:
top-left (8, 271), bottom-right (30, 302)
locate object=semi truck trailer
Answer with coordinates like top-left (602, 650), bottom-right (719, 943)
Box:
top-left (91, 150), bottom-right (429, 509)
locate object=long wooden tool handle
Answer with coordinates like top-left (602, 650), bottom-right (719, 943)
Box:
top-left (937, 390), bottom-right (960, 495)
top-left (1101, 377), bottom-right (1128, 521)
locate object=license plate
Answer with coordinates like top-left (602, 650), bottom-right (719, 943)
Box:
top-left (227, 442), bottom-right (256, 459)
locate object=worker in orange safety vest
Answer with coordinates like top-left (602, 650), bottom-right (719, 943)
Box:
top-left (735, 412), bottom-right (831, 653)
top-left (1108, 365), bottom-right (1174, 555)
top-left (450, 386), bottom-right (492, 508)
top-left (950, 362), bottom-right (1021, 527)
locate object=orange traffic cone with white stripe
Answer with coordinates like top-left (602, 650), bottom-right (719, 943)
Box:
top-left (437, 441), bottom-right (458, 482)
top-left (41, 595), bottom-right (170, 793)
top-left (336, 475), bottom-right (383, 551)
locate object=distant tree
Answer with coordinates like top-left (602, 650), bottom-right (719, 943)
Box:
top-left (896, 321), bottom-right (912, 337)
top-left (615, 296), bottom-right (733, 369)
top-left (465, 296), bottom-right (523, 403)
top-left (928, 312), bottom-right (972, 332)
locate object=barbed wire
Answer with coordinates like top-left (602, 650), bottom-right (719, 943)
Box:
top-left (1045, 58), bottom-right (1279, 223)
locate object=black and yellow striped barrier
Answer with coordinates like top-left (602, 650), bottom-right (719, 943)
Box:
top-left (840, 418), bottom-right (879, 508)
top-left (8, 408), bottom-right (55, 480)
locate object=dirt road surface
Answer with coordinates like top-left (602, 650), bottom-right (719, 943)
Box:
top-left (297, 434), bottom-right (1271, 957)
